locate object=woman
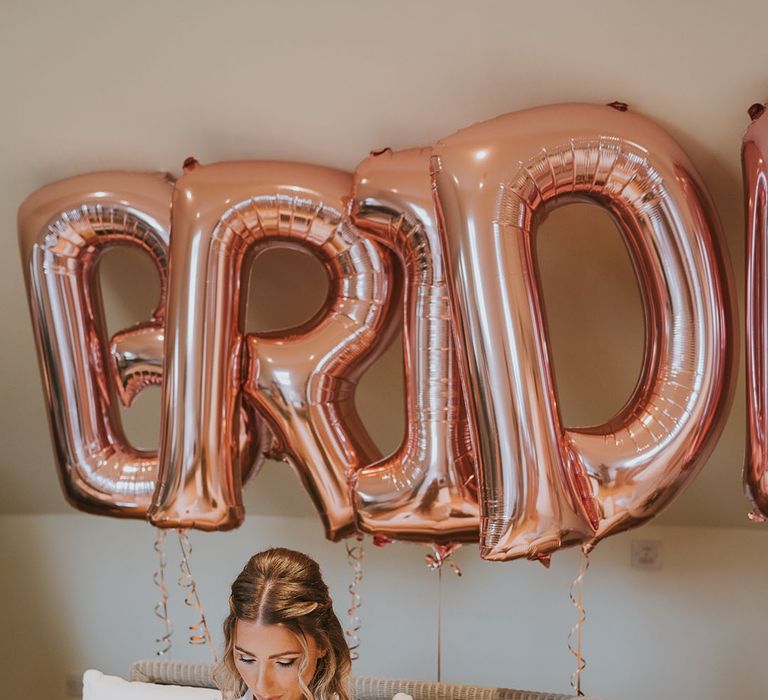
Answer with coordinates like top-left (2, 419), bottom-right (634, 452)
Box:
top-left (215, 547), bottom-right (352, 700)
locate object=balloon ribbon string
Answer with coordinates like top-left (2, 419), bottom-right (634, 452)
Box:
top-left (153, 528), bottom-right (173, 657)
top-left (568, 547), bottom-right (590, 696)
top-left (344, 538), bottom-right (365, 660)
top-left (176, 529), bottom-right (218, 662)
top-left (424, 544), bottom-right (462, 683)
top-left (437, 564), bottom-right (442, 683)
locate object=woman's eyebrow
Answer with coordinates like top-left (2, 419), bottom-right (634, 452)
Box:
top-left (234, 645), bottom-right (301, 659)
top-left (234, 645), bottom-right (256, 657)
top-left (269, 650), bottom-right (301, 659)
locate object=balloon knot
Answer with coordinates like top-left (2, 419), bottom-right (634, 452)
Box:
top-left (606, 101), bottom-right (629, 112)
top-left (748, 103), bottom-right (766, 121)
top-left (748, 508), bottom-right (767, 523)
top-left (183, 157), bottom-right (200, 172)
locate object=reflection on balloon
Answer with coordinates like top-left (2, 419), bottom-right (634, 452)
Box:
top-left (744, 102), bottom-right (768, 519)
top-left (151, 161), bottom-right (400, 536)
top-left (18, 172), bottom-right (267, 523)
top-left (351, 147), bottom-right (479, 545)
top-left (431, 103), bottom-right (736, 561)
top-left (18, 172), bottom-right (173, 518)
top-left (17, 102), bottom-right (737, 555)
top-left (110, 323), bottom-right (166, 407)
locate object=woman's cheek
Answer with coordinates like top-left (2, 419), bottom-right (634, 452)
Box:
top-left (234, 660), bottom-right (254, 682)
top-left (279, 664), bottom-right (300, 680)
top-left (299, 661), bottom-right (316, 686)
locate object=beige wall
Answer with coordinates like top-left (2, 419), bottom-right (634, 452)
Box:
top-left (2, 512), bottom-right (765, 700)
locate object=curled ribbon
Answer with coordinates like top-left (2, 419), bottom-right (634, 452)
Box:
top-left (152, 528), bottom-right (173, 657)
top-left (424, 543), bottom-right (463, 576)
top-left (567, 547), bottom-right (591, 696)
top-left (425, 543), bottom-right (464, 683)
top-left (344, 538), bottom-right (365, 660)
top-left (176, 529), bottom-right (218, 661)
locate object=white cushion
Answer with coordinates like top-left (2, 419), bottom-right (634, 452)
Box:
top-left (82, 670), bottom-right (222, 699)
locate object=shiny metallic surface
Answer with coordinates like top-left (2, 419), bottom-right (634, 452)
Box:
top-left (18, 172), bottom-right (266, 524)
top-left (110, 323), bottom-right (165, 407)
top-left (17, 103), bottom-right (736, 549)
top-left (351, 147), bottom-right (479, 544)
top-left (432, 103), bottom-right (736, 561)
top-left (153, 162), bottom-right (398, 536)
top-left (744, 106), bottom-right (768, 517)
top-left (17, 172), bottom-right (173, 517)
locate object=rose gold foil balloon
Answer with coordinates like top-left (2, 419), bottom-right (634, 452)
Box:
top-left (350, 148), bottom-right (479, 544)
top-left (18, 172), bottom-right (173, 517)
top-left (152, 161), bottom-right (399, 536)
top-left (744, 102), bottom-right (768, 519)
top-left (18, 103), bottom-right (735, 549)
top-left (18, 172), bottom-right (265, 522)
top-left (109, 323), bottom-right (272, 491)
top-left (110, 323), bottom-right (165, 407)
top-left (432, 103), bottom-right (736, 561)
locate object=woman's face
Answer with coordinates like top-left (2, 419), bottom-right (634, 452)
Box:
top-left (233, 620), bottom-right (325, 700)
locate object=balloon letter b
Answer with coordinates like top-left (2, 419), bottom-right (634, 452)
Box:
top-left (18, 172), bottom-right (173, 517)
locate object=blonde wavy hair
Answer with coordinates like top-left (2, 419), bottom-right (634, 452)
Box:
top-left (214, 548), bottom-right (351, 700)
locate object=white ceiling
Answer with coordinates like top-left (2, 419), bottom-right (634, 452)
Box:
top-left (1, 0), bottom-right (765, 530)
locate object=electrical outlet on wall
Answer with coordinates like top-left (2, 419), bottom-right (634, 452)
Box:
top-left (631, 539), bottom-right (662, 570)
top-left (66, 672), bottom-right (83, 697)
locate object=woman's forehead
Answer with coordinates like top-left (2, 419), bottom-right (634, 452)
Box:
top-left (235, 620), bottom-right (312, 655)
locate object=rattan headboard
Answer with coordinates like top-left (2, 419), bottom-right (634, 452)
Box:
top-left (130, 660), bottom-right (594, 700)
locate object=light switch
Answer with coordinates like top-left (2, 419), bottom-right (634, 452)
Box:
top-left (631, 539), bottom-right (662, 570)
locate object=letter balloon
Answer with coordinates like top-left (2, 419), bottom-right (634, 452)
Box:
top-left (151, 161), bottom-right (400, 535)
top-left (350, 147), bottom-right (479, 544)
top-left (744, 102), bottom-right (768, 519)
top-left (18, 172), bottom-right (266, 522)
top-left (17, 103), bottom-right (737, 554)
top-left (431, 103), bottom-right (736, 561)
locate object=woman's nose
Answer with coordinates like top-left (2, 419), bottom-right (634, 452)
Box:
top-left (255, 663), bottom-right (277, 696)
